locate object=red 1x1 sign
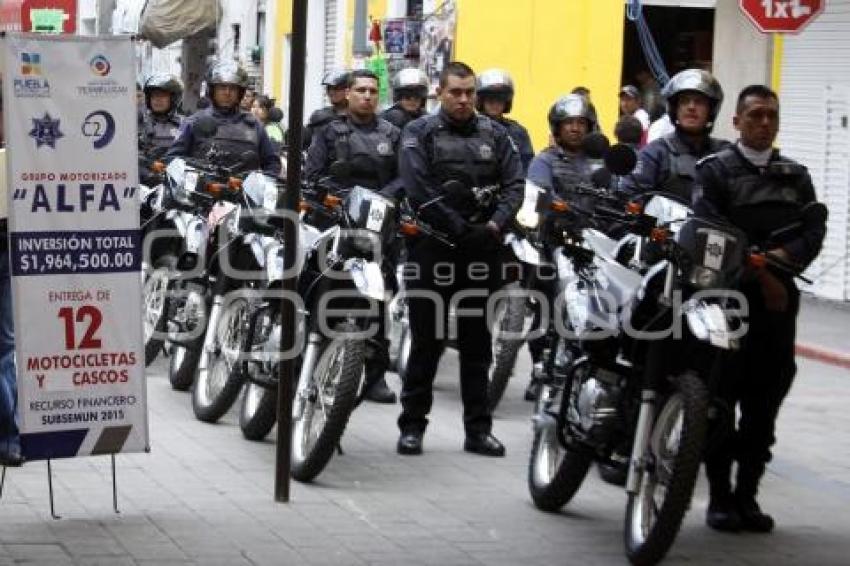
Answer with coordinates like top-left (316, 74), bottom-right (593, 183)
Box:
top-left (740, 0), bottom-right (824, 34)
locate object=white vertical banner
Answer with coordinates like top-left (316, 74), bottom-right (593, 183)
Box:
top-left (3, 34), bottom-right (148, 460)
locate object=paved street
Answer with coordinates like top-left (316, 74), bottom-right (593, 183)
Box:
top-left (0, 343), bottom-right (848, 565)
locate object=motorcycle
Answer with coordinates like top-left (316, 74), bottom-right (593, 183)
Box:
top-left (237, 184), bottom-right (395, 482)
top-left (524, 181), bottom-right (754, 565)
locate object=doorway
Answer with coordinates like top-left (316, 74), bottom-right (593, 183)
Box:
top-left (621, 5), bottom-right (715, 120)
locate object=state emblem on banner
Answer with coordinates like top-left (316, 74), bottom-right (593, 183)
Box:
top-left (14, 51), bottom-right (50, 97)
top-left (29, 113), bottom-right (64, 148)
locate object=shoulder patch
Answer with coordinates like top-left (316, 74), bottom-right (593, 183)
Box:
top-left (402, 137), bottom-right (419, 149)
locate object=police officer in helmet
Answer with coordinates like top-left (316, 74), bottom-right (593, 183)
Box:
top-left (139, 74), bottom-right (184, 184)
top-left (619, 69), bottom-right (729, 201)
top-left (694, 85), bottom-right (826, 534)
top-left (303, 69), bottom-right (350, 149)
top-left (304, 69), bottom-right (402, 403)
top-left (520, 94), bottom-right (597, 400)
top-left (166, 61), bottom-right (281, 178)
top-left (476, 68), bottom-right (534, 173)
top-left (381, 67), bottom-right (428, 130)
top-left (396, 61), bottom-right (524, 457)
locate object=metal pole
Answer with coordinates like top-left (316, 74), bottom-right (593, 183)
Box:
top-left (275, 0), bottom-right (309, 503)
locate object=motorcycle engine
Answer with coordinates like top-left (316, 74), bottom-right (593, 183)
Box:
top-left (568, 364), bottom-right (623, 445)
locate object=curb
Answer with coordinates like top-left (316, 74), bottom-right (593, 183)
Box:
top-left (795, 343), bottom-right (850, 370)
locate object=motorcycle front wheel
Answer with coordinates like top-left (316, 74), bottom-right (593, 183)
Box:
top-left (624, 372), bottom-right (708, 566)
top-left (192, 297), bottom-right (250, 423)
top-left (291, 322), bottom-right (364, 483)
top-left (143, 256), bottom-right (176, 366)
top-left (240, 381), bottom-right (278, 441)
top-left (527, 383), bottom-right (592, 512)
top-left (167, 285), bottom-right (207, 391)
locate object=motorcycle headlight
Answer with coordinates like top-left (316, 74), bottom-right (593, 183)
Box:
top-left (688, 266), bottom-right (720, 289)
top-left (266, 245), bottom-right (284, 282)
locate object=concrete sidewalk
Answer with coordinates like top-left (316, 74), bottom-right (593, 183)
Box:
top-left (1, 352), bottom-right (849, 565)
top-left (796, 295), bottom-right (850, 369)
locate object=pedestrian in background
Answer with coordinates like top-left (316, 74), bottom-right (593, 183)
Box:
top-left (618, 85), bottom-right (650, 146)
top-left (251, 94), bottom-right (285, 153)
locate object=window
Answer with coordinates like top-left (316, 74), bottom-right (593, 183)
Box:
top-left (232, 23), bottom-right (241, 57)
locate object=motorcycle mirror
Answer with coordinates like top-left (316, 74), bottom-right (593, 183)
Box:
top-left (329, 160), bottom-right (351, 181)
top-left (590, 167), bottom-right (613, 189)
top-left (581, 132), bottom-right (611, 160)
top-left (604, 144), bottom-right (638, 176)
top-left (194, 115), bottom-right (219, 138)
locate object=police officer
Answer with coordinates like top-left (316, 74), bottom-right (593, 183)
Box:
top-left (304, 69), bottom-right (402, 404)
top-left (521, 94), bottom-right (597, 400)
top-left (476, 68), bottom-right (534, 173)
top-left (381, 67), bottom-right (428, 130)
top-left (166, 61), bottom-right (281, 178)
top-left (619, 69), bottom-right (729, 201)
top-left (396, 61), bottom-right (523, 457)
top-left (694, 85), bottom-right (827, 533)
top-left (138, 74), bottom-right (183, 185)
top-left (303, 69), bottom-right (350, 149)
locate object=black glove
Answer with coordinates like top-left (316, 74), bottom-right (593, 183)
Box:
top-left (460, 223), bottom-right (500, 252)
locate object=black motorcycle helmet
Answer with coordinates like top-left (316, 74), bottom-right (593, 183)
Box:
top-left (661, 69), bottom-right (724, 132)
top-left (547, 94), bottom-right (597, 135)
top-left (206, 60), bottom-right (250, 102)
top-left (322, 69), bottom-right (351, 90)
top-left (143, 74), bottom-right (183, 114)
top-left (392, 67), bottom-right (428, 103)
top-left (476, 68), bottom-right (514, 113)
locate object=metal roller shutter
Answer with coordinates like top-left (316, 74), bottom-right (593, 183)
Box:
top-left (778, 1), bottom-right (850, 301)
top-left (324, 0), bottom-right (338, 77)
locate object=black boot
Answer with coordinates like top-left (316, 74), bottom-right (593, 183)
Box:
top-left (735, 463), bottom-right (774, 532)
top-left (524, 379), bottom-right (541, 402)
top-left (365, 376), bottom-right (397, 404)
top-left (706, 493), bottom-right (741, 532)
top-left (705, 456), bottom-right (740, 532)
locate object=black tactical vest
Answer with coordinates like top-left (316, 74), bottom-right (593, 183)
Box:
top-left (380, 105), bottom-right (417, 130)
top-left (191, 111), bottom-right (261, 171)
top-left (429, 116), bottom-right (501, 221)
top-left (659, 133), bottom-right (726, 201)
top-left (329, 118), bottom-right (397, 190)
top-left (715, 148), bottom-right (810, 249)
top-left (140, 112), bottom-right (181, 160)
top-left (544, 146), bottom-right (592, 199)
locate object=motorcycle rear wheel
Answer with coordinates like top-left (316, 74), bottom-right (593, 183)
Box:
top-left (487, 291), bottom-right (528, 412)
top-left (624, 372), bottom-right (708, 566)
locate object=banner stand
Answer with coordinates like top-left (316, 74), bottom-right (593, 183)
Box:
top-left (0, 454), bottom-right (121, 518)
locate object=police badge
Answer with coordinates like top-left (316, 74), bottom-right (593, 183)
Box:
top-left (377, 141), bottom-right (392, 155)
top-left (479, 144), bottom-right (493, 159)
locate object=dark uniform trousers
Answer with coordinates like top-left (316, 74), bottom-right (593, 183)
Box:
top-left (706, 276), bottom-right (799, 498)
top-left (398, 236), bottom-right (505, 436)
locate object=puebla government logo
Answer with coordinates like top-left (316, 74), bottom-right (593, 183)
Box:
top-left (14, 51), bottom-right (50, 98)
